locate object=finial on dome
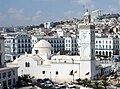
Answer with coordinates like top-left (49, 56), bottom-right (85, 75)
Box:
top-left (86, 9), bottom-right (88, 12)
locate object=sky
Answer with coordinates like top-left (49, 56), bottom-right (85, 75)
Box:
top-left (0, 0), bottom-right (120, 26)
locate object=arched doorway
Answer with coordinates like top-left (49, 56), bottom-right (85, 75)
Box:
top-left (99, 51), bottom-right (101, 56)
top-left (106, 51), bottom-right (108, 56)
top-left (102, 51), bottom-right (105, 55)
top-left (96, 51), bottom-right (98, 55)
top-left (109, 51), bottom-right (112, 57)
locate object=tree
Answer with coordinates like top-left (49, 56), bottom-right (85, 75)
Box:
top-left (16, 76), bottom-right (23, 88)
top-left (39, 24), bottom-right (44, 28)
top-left (94, 82), bottom-right (100, 89)
top-left (101, 77), bottom-right (108, 89)
top-left (60, 48), bottom-right (66, 55)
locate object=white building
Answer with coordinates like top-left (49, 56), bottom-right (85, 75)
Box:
top-left (2, 31), bottom-right (32, 61)
top-left (91, 9), bottom-right (102, 22)
top-left (95, 35), bottom-right (120, 57)
top-left (31, 35), bottom-right (65, 54)
top-left (65, 36), bottom-right (78, 55)
top-left (77, 10), bottom-right (97, 80)
top-left (0, 35), bottom-right (18, 89)
top-left (9, 11), bottom-right (112, 83)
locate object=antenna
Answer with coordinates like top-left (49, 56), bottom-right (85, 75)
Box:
top-left (83, 5), bottom-right (86, 13)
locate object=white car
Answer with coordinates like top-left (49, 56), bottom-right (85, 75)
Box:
top-left (66, 83), bottom-right (76, 89)
top-left (45, 81), bottom-right (53, 87)
top-left (58, 83), bottom-right (66, 88)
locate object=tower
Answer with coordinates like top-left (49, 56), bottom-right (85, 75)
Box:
top-left (84, 9), bottom-right (91, 24)
top-left (78, 10), bottom-right (96, 80)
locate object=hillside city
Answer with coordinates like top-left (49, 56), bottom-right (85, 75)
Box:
top-left (0, 9), bottom-right (120, 89)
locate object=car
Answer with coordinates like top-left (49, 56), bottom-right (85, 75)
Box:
top-left (45, 81), bottom-right (53, 87)
top-left (37, 79), bottom-right (45, 86)
top-left (66, 83), bottom-right (76, 89)
top-left (52, 84), bottom-right (60, 89)
top-left (115, 83), bottom-right (120, 87)
top-left (58, 83), bottom-right (66, 88)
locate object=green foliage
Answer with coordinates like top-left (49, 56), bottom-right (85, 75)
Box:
top-left (60, 48), bottom-right (66, 55)
top-left (101, 77), bottom-right (109, 89)
top-left (16, 76), bottom-right (23, 88)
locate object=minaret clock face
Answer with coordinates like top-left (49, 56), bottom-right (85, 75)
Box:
top-left (81, 31), bottom-right (89, 41)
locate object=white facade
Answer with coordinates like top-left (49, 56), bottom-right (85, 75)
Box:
top-left (0, 35), bottom-right (18, 89)
top-left (9, 11), bottom-right (112, 83)
top-left (56, 28), bottom-right (66, 37)
top-left (78, 10), bottom-right (98, 80)
top-left (2, 31), bottom-right (32, 61)
top-left (95, 36), bottom-right (120, 57)
top-left (65, 36), bottom-right (78, 55)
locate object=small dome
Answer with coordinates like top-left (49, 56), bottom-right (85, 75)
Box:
top-left (34, 39), bottom-right (51, 48)
top-left (84, 9), bottom-right (89, 16)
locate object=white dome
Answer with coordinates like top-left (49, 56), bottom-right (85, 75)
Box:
top-left (84, 9), bottom-right (89, 16)
top-left (34, 39), bottom-right (51, 48)
top-left (84, 12), bottom-right (89, 16)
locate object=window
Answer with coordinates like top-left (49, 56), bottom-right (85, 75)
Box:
top-left (8, 79), bottom-right (11, 85)
top-left (13, 70), bottom-right (15, 75)
top-left (8, 71), bottom-right (11, 78)
top-left (13, 78), bottom-right (15, 84)
top-left (3, 81), bottom-right (6, 87)
top-left (56, 71), bottom-right (58, 75)
top-left (109, 45), bottom-right (111, 49)
top-left (106, 45), bottom-right (108, 49)
top-left (42, 71), bottom-right (45, 74)
top-left (99, 41), bottom-right (101, 43)
top-left (109, 41), bottom-right (111, 43)
top-left (2, 72), bottom-right (6, 79)
top-left (25, 62), bottom-right (30, 67)
top-left (0, 73), bottom-right (1, 79)
top-left (35, 50), bottom-right (38, 54)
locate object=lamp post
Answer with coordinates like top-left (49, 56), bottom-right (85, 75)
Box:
top-left (50, 72), bottom-right (51, 80)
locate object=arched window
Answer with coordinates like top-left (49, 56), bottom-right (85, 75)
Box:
top-left (96, 51), bottom-right (98, 54)
top-left (106, 51), bottom-right (108, 56)
top-left (102, 51), bottom-right (105, 55)
top-left (28, 62), bottom-right (30, 67)
top-left (25, 62), bottom-right (27, 67)
top-left (25, 62), bottom-right (30, 67)
top-left (99, 51), bottom-right (101, 55)
top-left (109, 51), bottom-right (112, 57)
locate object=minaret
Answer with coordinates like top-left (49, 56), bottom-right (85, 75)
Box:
top-left (83, 9), bottom-right (91, 24)
top-left (78, 10), bottom-right (96, 80)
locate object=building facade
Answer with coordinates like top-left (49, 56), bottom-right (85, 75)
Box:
top-left (3, 31), bottom-right (32, 61)
top-left (0, 34), bottom-right (18, 89)
top-left (95, 36), bottom-right (120, 57)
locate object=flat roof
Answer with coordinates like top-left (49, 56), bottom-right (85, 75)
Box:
top-left (0, 66), bottom-right (18, 72)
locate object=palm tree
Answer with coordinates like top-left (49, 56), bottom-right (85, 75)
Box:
top-left (94, 82), bottom-right (100, 89)
top-left (101, 77), bottom-right (108, 89)
top-left (81, 78), bottom-right (90, 87)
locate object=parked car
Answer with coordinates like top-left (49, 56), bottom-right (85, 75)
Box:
top-left (52, 84), bottom-right (60, 89)
top-left (45, 80), bottom-right (53, 87)
top-left (66, 83), bottom-right (76, 89)
top-left (58, 83), bottom-right (66, 88)
top-left (37, 79), bottom-right (45, 86)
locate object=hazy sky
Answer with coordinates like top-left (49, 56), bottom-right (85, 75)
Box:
top-left (0, 0), bottom-right (119, 26)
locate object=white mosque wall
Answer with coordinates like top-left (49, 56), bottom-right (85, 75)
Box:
top-left (18, 57), bottom-right (80, 82)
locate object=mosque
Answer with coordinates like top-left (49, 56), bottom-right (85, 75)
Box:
top-left (9, 10), bottom-right (111, 82)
